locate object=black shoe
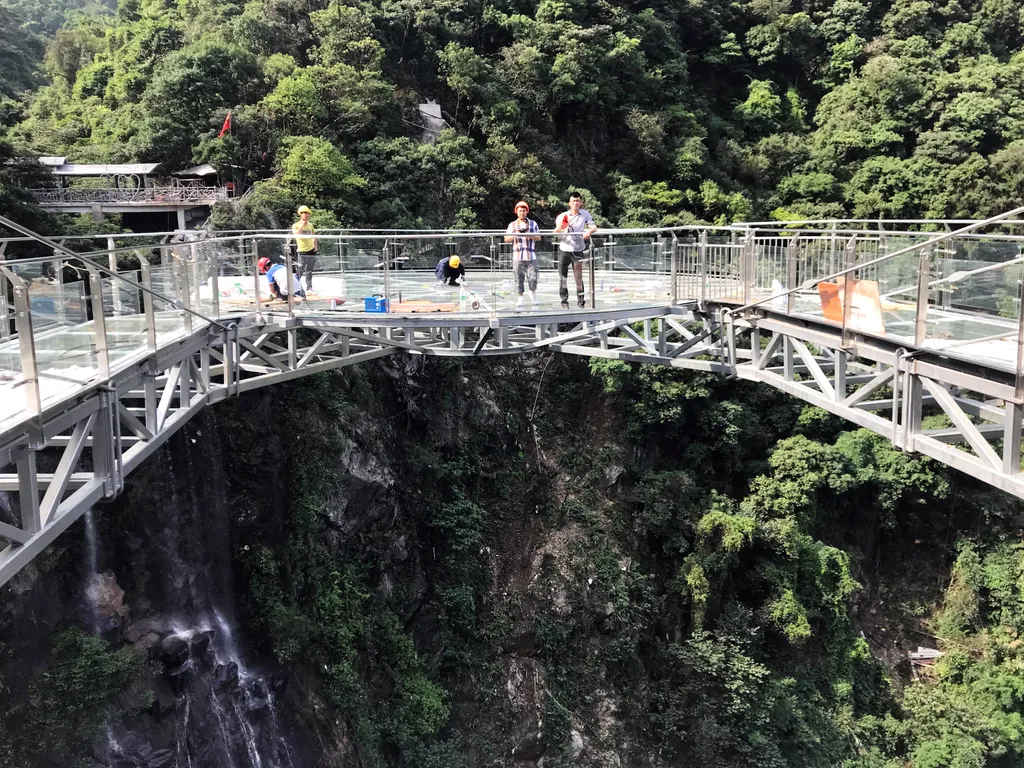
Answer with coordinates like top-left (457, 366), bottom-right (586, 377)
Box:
top-left (577, 297), bottom-right (586, 308)
top-left (560, 301), bottom-right (569, 309)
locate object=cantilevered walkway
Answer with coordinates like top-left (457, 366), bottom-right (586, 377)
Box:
top-left (3, 208), bottom-right (1024, 587)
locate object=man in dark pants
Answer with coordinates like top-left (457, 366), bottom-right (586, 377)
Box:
top-left (290, 205), bottom-right (318, 292)
top-left (554, 192), bottom-right (597, 308)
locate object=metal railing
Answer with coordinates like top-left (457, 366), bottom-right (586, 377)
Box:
top-left (5, 214), bottom-right (1024, 430)
top-left (0, 213), bottom-right (236, 426)
top-left (27, 186), bottom-right (230, 205)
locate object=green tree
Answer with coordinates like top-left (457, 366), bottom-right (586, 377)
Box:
top-left (137, 39), bottom-right (263, 167)
top-left (276, 134), bottom-right (366, 210)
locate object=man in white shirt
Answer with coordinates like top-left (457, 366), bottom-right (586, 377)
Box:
top-left (504, 200), bottom-right (541, 309)
top-left (258, 257), bottom-right (305, 302)
top-left (554, 191), bottom-right (597, 308)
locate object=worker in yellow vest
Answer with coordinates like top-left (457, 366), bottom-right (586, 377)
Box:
top-left (290, 205), bottom-right (318, 293)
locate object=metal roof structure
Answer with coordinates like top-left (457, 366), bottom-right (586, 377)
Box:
top-left (44, 162), bottom-right (163, 176)
top-left (173, 164), bottom-right (218, 177)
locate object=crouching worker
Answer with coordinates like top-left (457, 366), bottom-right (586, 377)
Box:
top-left (258, 256), bottom-right (305, 302)
top-left (435, 254), bottom-right (465, 287)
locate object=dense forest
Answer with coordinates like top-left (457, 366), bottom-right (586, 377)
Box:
top-left (4, 0), bottom-right (1024, 767)
top-left (5, 0), bottom-right (1024, 230)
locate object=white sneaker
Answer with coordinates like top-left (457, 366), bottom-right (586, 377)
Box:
top-left (530, 292), bottom-right (539, 306)
top-left (515, 297), bottom-right (525, 309)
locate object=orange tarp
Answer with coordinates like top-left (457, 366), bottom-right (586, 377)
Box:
top-left (818, 278), bottom-right (885, 335)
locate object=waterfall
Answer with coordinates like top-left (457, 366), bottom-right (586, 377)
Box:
top-left (94, 419), bottom-right (297, 768)
top-left (213, 608), bottom-right (295, 768)
top-left (83, 509), bottom-right (101, 633)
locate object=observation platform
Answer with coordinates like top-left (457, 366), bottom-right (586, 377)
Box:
top-left (2, 211), bottom-right (1024, 588)
top-left (24, 159), bottom-right (229, 227)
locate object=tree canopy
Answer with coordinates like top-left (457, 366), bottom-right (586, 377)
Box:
top-left (7, 0), bottom-right (1024, 227)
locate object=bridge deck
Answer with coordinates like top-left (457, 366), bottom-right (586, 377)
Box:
top-left (0, 267), bottom-right (687, 438)
top-left (3, 269), bottom-right (1019, 438)
top-left (2, 221), bottom-right (1024, 588)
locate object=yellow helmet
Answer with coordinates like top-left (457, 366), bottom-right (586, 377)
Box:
top-left (297, 205), bottom-right (311, 214)
top-left (450, 255), bottom-right (461, 268)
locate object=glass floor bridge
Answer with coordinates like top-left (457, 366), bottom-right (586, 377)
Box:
top-left (3, 209), bottom-right (1024, 587)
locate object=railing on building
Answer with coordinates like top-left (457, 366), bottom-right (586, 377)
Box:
top-left (27, 185), bottom-right (230, 205)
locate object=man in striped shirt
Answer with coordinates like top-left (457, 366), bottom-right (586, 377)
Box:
top-left (504, 200), bottom-right (541, 309)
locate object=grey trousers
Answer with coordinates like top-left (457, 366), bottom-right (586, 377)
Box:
top-left (296, 251), bottom-right (317, 290)
top-left (515, 260), bottom-right (539, 294)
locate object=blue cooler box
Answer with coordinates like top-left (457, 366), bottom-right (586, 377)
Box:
top-left (364, 296), bottom-right (389, 313)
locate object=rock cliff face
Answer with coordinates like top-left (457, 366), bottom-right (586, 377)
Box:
top-left (2, 353), bottom-right (986, 767)
top-left (0, 355), bottom-right (589, 767)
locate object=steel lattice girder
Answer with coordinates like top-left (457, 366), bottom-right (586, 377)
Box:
top-left (2, 301), bottom-right (1024, 590)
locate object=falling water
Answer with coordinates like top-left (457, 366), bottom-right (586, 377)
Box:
top-left (177, 697), bottom-right (193, 768)
top-left (94, 421), bottom-right (297, 767)
top-left (83, 510), bottom-right (135, 763)
top-left (83, 509), bottom-right (101, 632)
top-left (212, 608), bottom-right (294, 768)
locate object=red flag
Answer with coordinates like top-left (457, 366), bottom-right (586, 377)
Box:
top-left (217, 111), bottom-right (232, 138)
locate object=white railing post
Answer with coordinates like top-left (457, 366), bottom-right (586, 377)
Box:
top-left (914, 247), bottom-right (932, 347)
top-left (253, 242), bottom-right (264, 320)
top-left (2, 267), bottom-right (41, 416)
top-left (209, 241), bottom-right (220, 318)
top-left (0, 242), bottom-right (8, 345)
top-left (670, 232), bottom-right (679, 305)
top-left (699, 230), bottom-right (708, 304)
top-left (138, 255), bottom-right (158, 354)
top-left (107, 236), bottom-right (122, 315)
top-left (785, 235), bottom-right (799, 314)
top-left (87, 265), bottom-right (110, 380)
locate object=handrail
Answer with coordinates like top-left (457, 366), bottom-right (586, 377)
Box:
top-left (205, 225), bottom-right (745, 236)
top-left (0, 213), bottom-right (231, 332)
top-left (736, 218), bottom-right (1024, 227)
top-left (0, 226), bottom-right (735, 267)
top-left (726, 204), bottom-right (1024, 317)
top-left (1, 219), bottom-right (1023, 244)
top-left (0, 222), bottom-right (1020, 250)
top-left (196, 226), bottom-right (721, 239)
top-left (736, 228), bottom-right (1024, 242)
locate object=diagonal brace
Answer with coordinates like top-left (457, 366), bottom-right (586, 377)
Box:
top-left (39, 413), bottom-right (96, 526)
top-left (297, 332), bottom-right (336, 368)
top-left (239, 339), bottom-right (289, 371)
top-left (843, 368), bottom-right (894, 408)
top-left (919, 376), bottom-right (1002, 469)
top-left (789, 338), bottom-right (835, 399)
top-left (118, 402), bottom-right (154, 440)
